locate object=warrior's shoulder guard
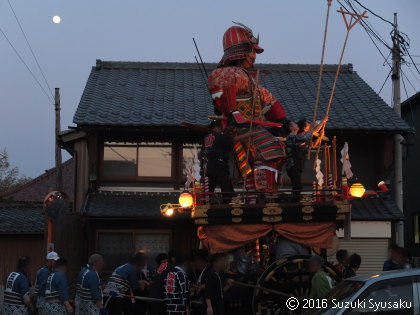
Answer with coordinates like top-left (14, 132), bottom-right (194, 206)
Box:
top-left (208, 66), bottom-right (249, 97)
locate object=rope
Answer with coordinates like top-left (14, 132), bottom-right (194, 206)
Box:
top-left (313, 13), bottom-right (356, 168)
top-left (242, 69), bottom-right (260, 191)
top-left (308, 0), bottom-right (332, 160)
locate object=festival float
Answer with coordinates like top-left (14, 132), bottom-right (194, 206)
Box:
top-left (160, 2), bottom-right (386, 314)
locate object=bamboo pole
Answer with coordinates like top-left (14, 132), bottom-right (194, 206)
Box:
top-left (323, 143), bottom-right (328, 190)
top-left (308, 0), bottom-right (333, 160)
top-left (313, 8), bottom-right (367, 167)
top-left (332, 136), bottom-right (338, 188)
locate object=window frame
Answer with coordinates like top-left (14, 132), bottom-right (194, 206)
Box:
top-left (100, 141), bottom-right (176, 183)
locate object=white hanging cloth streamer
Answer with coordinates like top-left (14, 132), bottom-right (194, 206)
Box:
top-left (340, 142), bottom-right (353, 179)
top-left (315, 158), bottom-right (324, 187)
top-left (185, 146), bottom-right (201, 187)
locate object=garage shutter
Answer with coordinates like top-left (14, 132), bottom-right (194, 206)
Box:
top-left (335, 238), bottom-right (389, 275)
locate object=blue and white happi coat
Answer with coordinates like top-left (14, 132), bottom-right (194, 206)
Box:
top-left (3, 272), bottom-right (30, 315)
top-left (75, 267), bottom-right (102, 315)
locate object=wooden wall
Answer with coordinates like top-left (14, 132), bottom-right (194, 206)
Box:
top-left (52, 213), bottom-right (88, 285)
top-left (0, 234), bottom-right (44, 284)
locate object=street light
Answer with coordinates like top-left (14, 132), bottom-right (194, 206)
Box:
top-left (160, 204), bottom-right (175, 217)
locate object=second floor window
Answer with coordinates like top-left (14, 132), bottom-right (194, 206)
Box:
top-left (103, 142), bottom-right (172, 180)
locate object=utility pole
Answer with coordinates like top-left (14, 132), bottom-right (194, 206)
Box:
top-left (55, 88), bottom-right (63, 192)
top-left (391, 13), bottom-right (404, 247)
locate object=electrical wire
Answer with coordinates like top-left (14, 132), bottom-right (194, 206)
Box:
top-left (352, 0), bottom-right (394, 26)
top-left (401, 69), bottom-right (418, 93)
top-left (7, 0), bottom-right (54, 98)
top-left (340, 0), bottom-right (420, 94)
top-left (343, 0), bottom-right (391, 50)
top-left (405, 49), bottom-right (420, 77)
top-left (405, 63), bottom-right (420, 86)
top-left (378, 69), bottom-right (392, 94)
top-left (0, 26), bottom-right (54, 104)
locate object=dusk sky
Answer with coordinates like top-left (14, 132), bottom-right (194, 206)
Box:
top-left (0, 0), bottom-right (419, 178)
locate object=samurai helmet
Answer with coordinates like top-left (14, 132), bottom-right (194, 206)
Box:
top-left (219, 22), bottom-right (263, 66)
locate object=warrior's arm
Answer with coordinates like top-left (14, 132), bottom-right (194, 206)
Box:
top-left (259, 86), bottom-right (287, 122)
top-left (210, 85), bottom-right (237, 115)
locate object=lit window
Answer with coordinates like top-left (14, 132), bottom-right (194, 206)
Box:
top-left (138, 145), bottom-right (171, 177)
top-left (104, 145), bottom-right (137, 177)
top-left (103, 142), bottom-right (172, 179)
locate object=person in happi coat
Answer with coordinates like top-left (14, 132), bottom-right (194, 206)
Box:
top-left (75, 262), bottom-right (90, 315)
top-left (77, 254), bottom-right (107, 315)
top-left (104, 253), bottom-right (149, 315)
top-left (35, 251), bottom-right (60, 315)
top-left (44, 258), bottom-right (73, 314)
top-left (284, 117), bottom-right (328, 199)
top-left (208, 22), bottom-right (287, 195)
top-left (204, 254), bottom-right (234, 315)
top-left (149, 253), bottom-right (175, 315)
top-left (3, 256), bottom-right (34, 315)
top-left (163, 255), bottom-right (191, 315)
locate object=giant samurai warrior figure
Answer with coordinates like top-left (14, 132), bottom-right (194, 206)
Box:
top-left (208, 22), bottom-right (287, 194)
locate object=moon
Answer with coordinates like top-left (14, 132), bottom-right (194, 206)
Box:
top-left (52, 16), bottom-right (61, 24)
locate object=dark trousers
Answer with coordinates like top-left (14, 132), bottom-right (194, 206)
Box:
top-left (208, 174), bottom-right (234, 204)
top-left (106, 296), bottom-right (126, 315)
top-left (106, 297), bottom-right (144, 315)
top-left (287, 167), bottom-right (303, 200)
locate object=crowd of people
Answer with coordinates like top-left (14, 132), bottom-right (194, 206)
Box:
top-left (3, 244), bottom-right (415, 315)
top-left (2, 249), bottom-right (236, 315)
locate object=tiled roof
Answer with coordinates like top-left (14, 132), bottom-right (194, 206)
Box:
top-left (351, 195), bottom-right (404, 221)
top-left (85, 191), bottom-right (403, 221)
top-left (0, 159), bottom-right (74, 203)
top-left (0, 204), bottom-right (45, 234)
top-left (84, 191), bottom-right (181, 218)
top-left (73, 60), bottom-right (410, 132)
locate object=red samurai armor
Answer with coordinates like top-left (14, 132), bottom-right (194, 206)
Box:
top-left (208, 22), bottom-right (287, 192)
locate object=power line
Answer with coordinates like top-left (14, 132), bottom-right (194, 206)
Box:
top-left (7, 0), bottom-right (54, 98)
top-left (378, 69), bottom-right (392, 94)
top-left (401, 69), bottom-right (418, 93)
top-left (0, 26), bottom-right (54, 103)
top-left (352, 0), bottom-right (394, 26)
top-left (405, 49), bottom-right (420, 77)
top-left (404, 63), bottom-right (420, 86)
top-left (343, 0), bottom-right (391, 50)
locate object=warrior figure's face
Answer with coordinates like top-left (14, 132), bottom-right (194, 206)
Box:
top-left (242, 49), bottom-right (257, 68)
